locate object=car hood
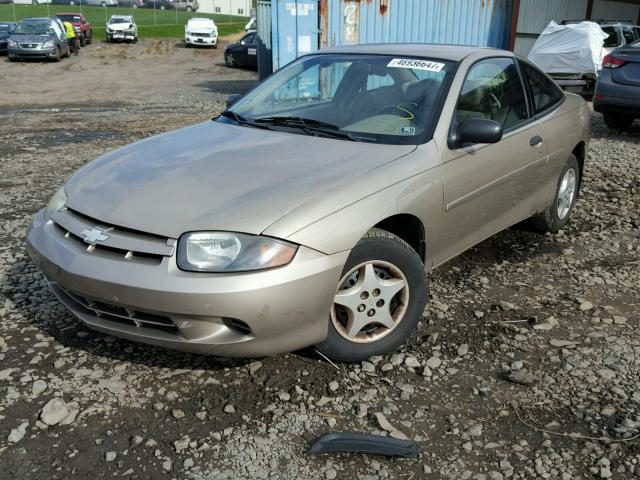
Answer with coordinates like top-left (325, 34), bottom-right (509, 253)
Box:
top-left (187, 27), bottom-right (216, 33)
top-left (0, 33), bottom-right (11, 40)
top-left (108, 23), bottom-right (133, 31)
top-left (11, 34), bottom-right (53, 43)
top-left (65, 121), bottom-right (416, 239)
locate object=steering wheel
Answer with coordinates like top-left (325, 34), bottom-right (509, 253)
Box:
top-left (373, 104), bottom-right (401, 116)
top-left (489, 92), bottom-right (502, 110)
top-left (373, 103), bottom-right (418, 120)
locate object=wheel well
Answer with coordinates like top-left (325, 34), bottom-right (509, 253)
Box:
top-left (572, 142), bottom-right (586, 189)
top-left (374, 214), bottom-right (425, 263)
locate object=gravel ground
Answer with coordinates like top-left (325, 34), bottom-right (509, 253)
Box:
top-left (1, 41), bottom-right (640, 479)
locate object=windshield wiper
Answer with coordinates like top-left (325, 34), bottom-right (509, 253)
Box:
top-left (218, 110), bottom-right (273, 131)
top-left (254, 116), bottom-right (356, 141)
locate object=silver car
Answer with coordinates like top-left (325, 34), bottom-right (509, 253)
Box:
top-left (26, 45), bottom-right (591, 361)
top-left (7, 17), bottom-right (70, 61)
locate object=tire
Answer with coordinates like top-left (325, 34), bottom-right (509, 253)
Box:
top-left (80, 34), bottom-right (86, 47)
top-left (106, 35), bottom-right (111, 43)
top-left (224, 50), bottom-right (235, 67)
top-left (132, 3), bottom-right (138, 7)
top-left (8, 55), bottom-right (17, 62)
top-left (603, 113), bottom-right (634, 130)
top-left (315, 228), bottom-right (427, 362)
top-left (53, 46), bottom-right (61, 62)
top-left (186, 5), bottom-right (192, 10)
top-left (86, 30), bottom-right (92, 44)
top-left (528, 154), bottom-right (580, 233)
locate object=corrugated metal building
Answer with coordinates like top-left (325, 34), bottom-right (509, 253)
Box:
top-left (199, 0), bottom-right (252, 16)
top-left (513, 0), bottom-right (640, 56)
top-left (261, 0), bottom-right (514, 73)
top-left (256, 0), bottom-right (640, 76)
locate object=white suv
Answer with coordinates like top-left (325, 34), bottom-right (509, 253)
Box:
top-left (106, 15), bottom-right (138, 43)
top-left (185, 18), bottom-right (217, 48)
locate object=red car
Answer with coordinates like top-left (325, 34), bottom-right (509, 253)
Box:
top-left (55, 13), bottom-right (92, 46)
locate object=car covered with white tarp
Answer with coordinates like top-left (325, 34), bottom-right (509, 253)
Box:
top-left (528, 21), bottom-right (608, 93)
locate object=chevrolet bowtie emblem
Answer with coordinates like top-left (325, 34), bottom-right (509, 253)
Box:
top-left (80, 228), bottom-right (110, 244)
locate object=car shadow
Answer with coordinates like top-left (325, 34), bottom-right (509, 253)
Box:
top-left (195, 79), bottom-right (258, 95)
top-left (5, 258), bottom-right (250, 372)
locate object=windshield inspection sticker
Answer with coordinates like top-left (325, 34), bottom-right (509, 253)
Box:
top-left (387, 58), bottom-right (445, 72)
top-left (401, 126), bottom-right (416, 135)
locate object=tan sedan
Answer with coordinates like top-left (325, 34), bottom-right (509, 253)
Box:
top-left (26, 44), bottom-right (591, 361)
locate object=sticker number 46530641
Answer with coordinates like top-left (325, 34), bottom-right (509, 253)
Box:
top-left (387, 58), bottom-right (445, 72)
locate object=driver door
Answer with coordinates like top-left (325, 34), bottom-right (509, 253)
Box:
top-left (235, 33), bottom-right (255, 65)
top-left (433, 57), bottom-right (548, 266)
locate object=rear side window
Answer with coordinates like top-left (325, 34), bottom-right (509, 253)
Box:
top-left (456, 57), bottom-right (528, 130)
top-left (622, 27), bottom-right (635, 44)
top-left (602, 27), bottom-right (620, 47)
top-left (518, 60), bottom-right (564, 115)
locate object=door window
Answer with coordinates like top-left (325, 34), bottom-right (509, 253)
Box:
top-left (456, 57), bottom-right (528, 130)
top-left (518, 59), bottom-right (564, 114)
top-left (622, 27), bottom-right (635, 44)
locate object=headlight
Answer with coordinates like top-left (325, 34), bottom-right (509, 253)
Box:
top-left (8, 39), bottom-right (17, 47)
top-left (177, 232), bottom-right (297, 272)
top-left (43, 40), bottom-right (55, 47)
top-left (46, 187), bottom-right (67, 214)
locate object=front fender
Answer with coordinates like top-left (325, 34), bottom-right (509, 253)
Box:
top-left (263, 144), bottom-right (444, 263)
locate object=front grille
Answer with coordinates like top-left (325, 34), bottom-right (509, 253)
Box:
top-left (58, 285), bottom-right (179, 334)
top-left (190, 32), bottom-right (212, 37)
top-left (50, 207), bottom-right (174, 265)
top-left (20, 44), bottom-right (39, 48)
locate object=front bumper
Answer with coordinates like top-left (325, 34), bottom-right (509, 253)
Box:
top-left (108, 31), bottom-right (136, 41)
top-left (26, 209), bottom-right (348, 357)
top-left (185, 34), bottom-right (217, 46)
top-left (8, 45), bottom-right (57, 58)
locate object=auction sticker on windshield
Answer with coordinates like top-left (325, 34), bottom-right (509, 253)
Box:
top-left (387, 58), bottom-right (445, 72)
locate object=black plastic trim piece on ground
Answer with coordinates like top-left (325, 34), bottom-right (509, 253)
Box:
top-left (309, 432), bottom-right (419, 458)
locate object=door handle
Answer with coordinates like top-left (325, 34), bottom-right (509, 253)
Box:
top-left (530, 135), bottom-right (543, 146)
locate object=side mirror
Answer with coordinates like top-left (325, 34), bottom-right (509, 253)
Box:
top-left (226, 94), bottom-right (241, 108)
top-left (453, 118), bottom-right (503, 147)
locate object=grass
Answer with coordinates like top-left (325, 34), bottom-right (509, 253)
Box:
top-left (0, 4), bottom-right (248, 38)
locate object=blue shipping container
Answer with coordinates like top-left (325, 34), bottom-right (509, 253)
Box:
top-left (269, 0), bottom-right (514, 72)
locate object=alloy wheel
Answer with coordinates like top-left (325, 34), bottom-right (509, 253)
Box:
top-left (556, 168), bottom-right (577, 220)
top-left (331, 260), bottom-right (409, 343)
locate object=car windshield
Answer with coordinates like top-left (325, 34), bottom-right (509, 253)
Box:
top-left (57, 15), bottom-right (81, 22)
top-left (14, 21), bottom-right (53, 35)
top-left (110, 18), bottom-right (130, 24)
top-left (223, 54), bottom-right (454, 144)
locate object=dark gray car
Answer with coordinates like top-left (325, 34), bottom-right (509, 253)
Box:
top-left (7, 18), bottom-right (70, 62)
top-left (0, 22), bottom-right (16, 55)
top-left (594, 39), bottom-right (640, 129)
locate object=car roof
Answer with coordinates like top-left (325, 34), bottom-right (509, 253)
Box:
top-left (110, 15), bottom-right (133, 20)
top-left (56, 12), bottom-right (83, 16)
top-left (318, 43), bottom-right (507, 61)
top-left (188, 17), bottom-right (213, 22)
top-left (21, 18), bottom-right (53, 23)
